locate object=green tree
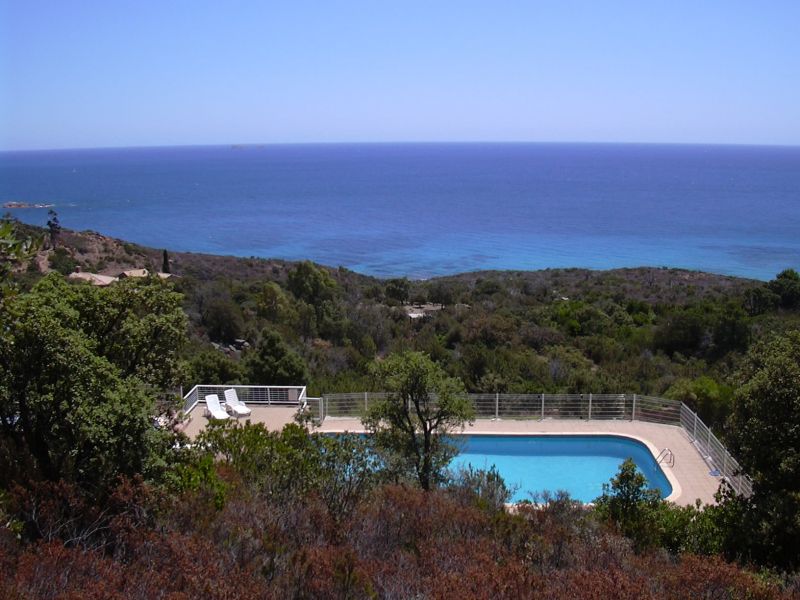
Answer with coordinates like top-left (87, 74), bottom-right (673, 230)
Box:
top-left (428, 281), bottom-right (455, 307)
top-left (710, 304), bottom-right (750, 357)
top-left (477, 372), bottom-right (509, 394)
top-left (46, 209), bottom-right (61, 248)
top-left (197, 421), bottom-right (320, 499)
top-left (721, 332), bottom-right (800, 569)
top-left (64, 275), bottom-right (188, 387)
top-left (665, 376), bottom-right (733, 429)
top-left (0, 219), bottom-right (39, 305)
top-left (194, 422), bottom-right (378, 516)
top-left (161, 249), bottom-right (170, 274)
top-left (654, 500), bottom-right (723, 556)
top-left (312, 432), bottom-right (380, 522)
top-left (244, 328), bottom-right (308, 385)
top-left (0, 274), bottom-right (187, 492)
top-left (257, 281), bottom-right (296, 324)
top-left (594, 458), bottom-right (662, 551)
top-left (742, 286), bottom-right (779, 316)
top-left (287, 260), bottom-right (337, 306)
top-left (363, 351), bottom-right (473, 490)
top-left (287, 261), bottom-right (345, 341)
top-left (201, 297), bottom-right (244, 343)
top-left (296, 300), bottom-right (318, 340)
top-left (767, 268), bottom-right (800, 309)
top-left (185, 349), bottom-right (244, 387)
top-left (47, 247), bottom-right (78, 276)
top-left (385, 278), bottom-right (410, 304)
top-left (653, 309), bottom-right (707, 357)
top-left (195, 282), bottom-right (244, 343)
top-left (448, 464), bottom-right (512, 513)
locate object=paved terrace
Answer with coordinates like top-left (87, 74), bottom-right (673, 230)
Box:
top-left (182, 402), bottom-right (723, 506)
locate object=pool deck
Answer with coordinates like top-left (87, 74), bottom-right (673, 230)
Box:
top-left (182, 405), bottom-right (722, 506)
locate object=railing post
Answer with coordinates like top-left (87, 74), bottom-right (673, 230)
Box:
top-left (588, 393), bottom-right (592, 420)
top-left (364, 391), bottom-right (368, 413)
top-left (707, 427), bottom-right (712, 456)
top-left (267, 388), bottom-right (271, 406)
top-left (631, 394), bottom-right (637, 421)
top-left (321, 396), bottom-right (325, 421)
top-left (495, 393), bottom-right (499, 420)
top-left (541, 394), bottom-right (545, 420)
top-left (693, 413), bottom-right (698, 441)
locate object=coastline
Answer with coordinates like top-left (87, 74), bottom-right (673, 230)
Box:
top-left (8, 223), bottom-right (761, 299)
top-left (2, 143), bottom-right (798, 281)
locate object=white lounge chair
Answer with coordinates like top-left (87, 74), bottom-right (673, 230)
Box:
top-left (224, 388), bottom-right (251, 417)
top-left (205, 394), bottom-right (230, 420)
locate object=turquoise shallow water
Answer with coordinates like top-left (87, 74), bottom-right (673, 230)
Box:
top-left (449, 434), bottom-right (672, 503)
top-left (2, 143), bottom-right (799, 280)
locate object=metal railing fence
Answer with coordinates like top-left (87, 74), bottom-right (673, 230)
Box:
top-left (679, 403), bottom-right (752, 496)
top-left (181, 386), bottom-right (752, 496)
top-left (320, 391), bottom-right (752, 496)
top-left (182, 384), bottom-right (307, 415)
top-left (320, 392), bottom-right (662, 423)
top-left (319, 392), bottom-right (388, 421)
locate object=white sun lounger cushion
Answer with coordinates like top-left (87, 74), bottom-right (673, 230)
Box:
top-left (224, 388), bottom-right (251, 416)
top-left (205, 394), bottom-right (230, 420)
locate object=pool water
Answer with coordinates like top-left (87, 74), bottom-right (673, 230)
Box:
top-left (449, 435), bottom-right (672, 503)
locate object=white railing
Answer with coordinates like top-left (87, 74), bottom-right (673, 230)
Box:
top-left (320, 391), bottom-right (752, 496)
top-left (182, 386), bottom-right (200, 414)
top-left (321, 392), bottom-right (650, 423)
top-left (182, 384), bottom-right (307, 415)
top-left (319, 392), bottom-right (388, 421)
top-left (181, 387), bottom-right (752, 497)
top-left (679, 403), bottom-right (752, 496)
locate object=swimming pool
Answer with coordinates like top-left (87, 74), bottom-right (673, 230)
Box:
top-left (449, 434), bottom-right (672, 503)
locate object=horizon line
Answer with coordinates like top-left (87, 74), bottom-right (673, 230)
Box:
top-left (3, 139), bottom-right (800, 154)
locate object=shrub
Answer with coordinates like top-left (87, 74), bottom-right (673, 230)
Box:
top-left (47, 248), bottom-right (78, 275)
top-left (447, 464), bottom-right (513, 513)
top-left (593, 459), bottom-right (662, 551)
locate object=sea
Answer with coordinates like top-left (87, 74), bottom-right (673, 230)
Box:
top-left (1, 143), bottom-right (799, 281)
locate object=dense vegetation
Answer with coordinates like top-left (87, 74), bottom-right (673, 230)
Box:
top-left (1, 219), bottom-right (800, 598)
top-left (165, 235), bottom-right (797, 438)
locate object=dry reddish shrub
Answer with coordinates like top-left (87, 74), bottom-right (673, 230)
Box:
top-left (349, 484), bottom-right (490, 559)
top-left (1, 477), bottom-right (795, 600)
top-left (3, 535), bottom-right (271, 600)
top-left (661, 554), bottom-right (785, 600)
top-left (11, 541), bottom-right (126, 600)
top-left (288, 545), bottom-right (375, 599)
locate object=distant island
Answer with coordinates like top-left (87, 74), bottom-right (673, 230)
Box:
top-left (3, 201), bottom-right (55, 209)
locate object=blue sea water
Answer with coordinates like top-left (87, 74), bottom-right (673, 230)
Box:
top-left (1, 143), bottom-right (799, 280)
top-left (449, 435), bottom-right (672, 503)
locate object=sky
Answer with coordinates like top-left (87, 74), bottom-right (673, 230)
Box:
top-left (1, 0), bottom-right (799, 151)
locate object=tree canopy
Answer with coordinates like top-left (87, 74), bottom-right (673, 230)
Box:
top-left (722, 331), bottom-right (800, 569)
top-left (0, 274), bottom-right (187, 493)
top-left (244, 328), bottom-right (309, 385)
top-left (0, 219), bottom-right (39, 305)
top-left (364, 351), bottom-right (474, 490)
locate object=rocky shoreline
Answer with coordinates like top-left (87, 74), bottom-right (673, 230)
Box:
top-left (3, 201), bottom-right (55, 209)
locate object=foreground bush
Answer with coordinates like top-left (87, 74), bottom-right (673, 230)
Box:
top-left (1, 471), bottom-right (789, 599)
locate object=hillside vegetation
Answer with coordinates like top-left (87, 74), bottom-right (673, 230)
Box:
top-left (2, 219), bottom-right (799, 598)
top-left (12, 222), bottom-right (800, 433)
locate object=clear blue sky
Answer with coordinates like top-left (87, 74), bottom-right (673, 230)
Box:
top-left (1, 0), bottom-right (799, 150)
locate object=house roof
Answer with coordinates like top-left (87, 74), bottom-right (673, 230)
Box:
top-left (68, 272), bottom-right (118, 286)
top-left (118, 268), bottom-right (150, 278)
